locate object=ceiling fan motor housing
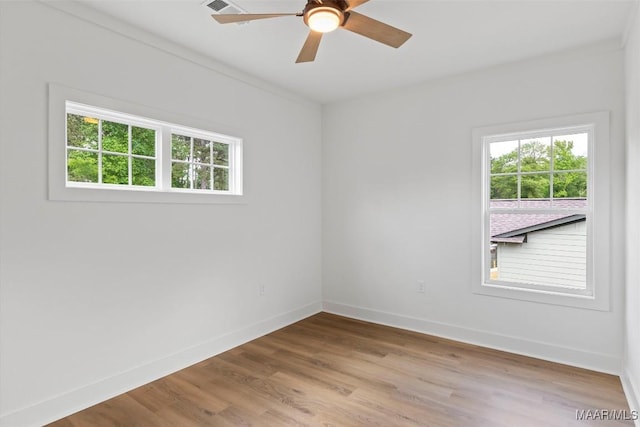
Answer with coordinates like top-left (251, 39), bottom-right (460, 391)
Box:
top-left (303, 1), bottom-right (350, 29)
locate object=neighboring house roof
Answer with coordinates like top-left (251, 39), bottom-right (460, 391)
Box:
top-left (490, 199), bottom-right (587, 209)
top-left (490, 199), bottom-right (587, 243)
top-left (492, 234), bottom-right (527, 244)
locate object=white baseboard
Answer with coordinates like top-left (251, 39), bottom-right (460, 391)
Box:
top-left (0, 301), bottom-right (322, 427)
top-left (621, 368), bottom-right (640, 427)
top-left (322, 301), bottom-right (622, 375)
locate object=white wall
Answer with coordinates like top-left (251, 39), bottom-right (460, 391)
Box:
top-left (624, 0), bottom-right (640, 417)
top-left (323, 41), bottom-right (626, 373)
top-left (0, 2), bottom-right (322, 426)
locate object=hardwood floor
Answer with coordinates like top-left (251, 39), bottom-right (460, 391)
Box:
top-left (48, 312), bottom-right (633, 426)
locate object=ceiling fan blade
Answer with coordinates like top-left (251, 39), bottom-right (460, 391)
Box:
top-left (212, 13), bottom-right (298, 24)
top-left (343, 11), bottom-right (411, 48)
top-left (345, 0), bottom-right (369, 11)
top-left (296, 31), bottom-right (323, 63)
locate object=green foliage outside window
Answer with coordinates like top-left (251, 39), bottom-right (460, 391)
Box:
top-left (66, 114), bottom-right (156, 187)
top-left (171, 134), bottom-right (229, 191)
top-left (66, 112), bottom-right (233, 192)
top-left (490, 140), bottom-right (587, 200)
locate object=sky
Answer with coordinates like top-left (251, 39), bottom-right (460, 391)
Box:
top-left (490, 132), bottom-right (588, 159)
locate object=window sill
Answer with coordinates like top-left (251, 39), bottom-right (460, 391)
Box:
top-left (50, 185), bottom-right (247, 205)
top-left (472, 281), bottom-right (609, 311)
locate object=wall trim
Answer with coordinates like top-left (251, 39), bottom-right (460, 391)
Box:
top-left (322, 301), bottom-right (622, 375)
top-left (621, 368), bottom-right (640, 426)
top-left (0, 301), bottom-right (322, 427)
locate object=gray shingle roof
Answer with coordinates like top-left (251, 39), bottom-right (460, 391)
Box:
top-left (490, 199), bottom-right (587, 241)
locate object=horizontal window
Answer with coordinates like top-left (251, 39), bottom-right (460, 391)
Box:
top-left (66, 102), bottom-right (241, 195)
top-left (49, 84), bottom-right (244, 204)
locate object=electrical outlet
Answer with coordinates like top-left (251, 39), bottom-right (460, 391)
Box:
top-left (259, 284), bottom-right (266, 296)
top-left (417, 280), bottom-right (426, 293)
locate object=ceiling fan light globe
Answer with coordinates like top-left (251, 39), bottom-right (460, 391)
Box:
top-left (307, 8), bottom-right (341, 33)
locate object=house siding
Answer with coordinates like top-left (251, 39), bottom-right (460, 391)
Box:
top-left (497, 221), bottom-right (586, 288)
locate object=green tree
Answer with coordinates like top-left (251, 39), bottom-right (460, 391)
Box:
top-left (520, 140), bottom-right (550, 172)
top-left (170, 135), bottom-right (229, 190)
top-left (67, 115), bottom-right (155, 187)
top-left (171, 134), bottom-right (191, 189)
top-left (67, 117), bottom-right (228, 191)
top-left (67, 114), bottom-right (99, 182)
top-left (552, 140), bottom-right (587, 198)
top-left (491, 149), bottom-right (518, 175)
top-left (490, 140), bottom-right (587, 199)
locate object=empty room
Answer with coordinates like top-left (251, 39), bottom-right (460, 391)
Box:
top-left (1, 0), bottom-right (639, 425)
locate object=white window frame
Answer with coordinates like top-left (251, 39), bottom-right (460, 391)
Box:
top-left (49, 83), bottom-right (245, 204)
top-left (168, 126), bottom-right (238, 193)
top-left (471, 112), bottom-right (610, 311)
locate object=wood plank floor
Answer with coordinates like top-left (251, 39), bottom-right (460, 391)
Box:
top-left (48, 312), bottom-right (633, 426)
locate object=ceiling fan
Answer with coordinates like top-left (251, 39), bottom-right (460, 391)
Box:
top-left (211, 0), bottom-right (412, 63)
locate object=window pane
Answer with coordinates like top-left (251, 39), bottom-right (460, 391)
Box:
top-left (553, 134), bottom-right (588, 171)
top-left (102, 121), bottom-right (129, 154)
top-left (172, 134), bottom-right (191, 161)
top-left (67, 149), bottom-right (98, 183)
top-left (520, 137), bottom-right (550, 172)
top-left (553, 172), bottom-right (587, 199)
top-left (489, 243), bottom-right (498, 279)
top-left (214, 168), bottom-right (229, 191)
top-left (193, 165), bottom-right (212, 190)
top-left (67, 114), bottom-right (99, 149)
top-left (132, 157), bottom-right (155, 187)
top-left (490, 175), bottom-right (517, 200)
top-left (171, 162), bottom-right (190, 189)
top-left (102, 154), bottom-right (129, 185)
top-left (193, 138), bottom-right (211, 164)
top-left (132, 127), bottom-right (155, 157)
top-left (521, 173), bottom-right (550, 200)
top-left (213, 142), bottom-right (229, 166)
top-left (490, 140), bottom-right (518, 174)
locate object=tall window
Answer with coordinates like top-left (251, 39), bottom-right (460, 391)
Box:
top-left (486, 127), bottom-right (591, 295)
top-left (472, 112), bottom-right (610, 309)
top-left (65, 102), bottom-right (242, 195)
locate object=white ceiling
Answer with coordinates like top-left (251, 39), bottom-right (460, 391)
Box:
top-left (78, 0), bottom-right (635, 104)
